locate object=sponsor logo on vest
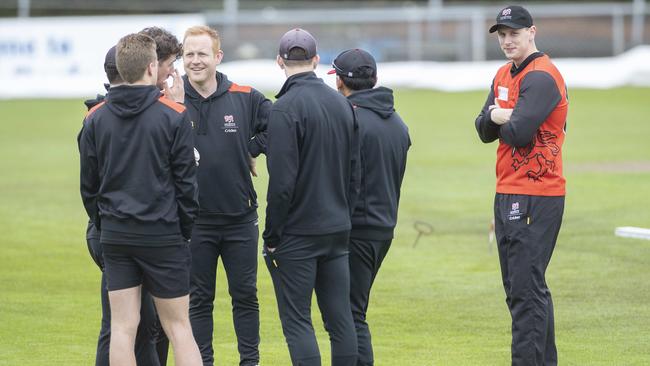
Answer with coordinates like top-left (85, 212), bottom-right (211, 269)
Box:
top-left (498, 86), bottom-right (509, 101)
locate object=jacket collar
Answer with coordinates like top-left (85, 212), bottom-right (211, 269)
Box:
top-left (510, 52), bottom-right (545, 76)
top-left (183, 71), bottom-right (233, 101)
top-left (275, 71), bottom-right (320, 99)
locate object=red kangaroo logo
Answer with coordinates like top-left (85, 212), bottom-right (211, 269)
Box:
top-left (511, 130), bottom-right (560, 181)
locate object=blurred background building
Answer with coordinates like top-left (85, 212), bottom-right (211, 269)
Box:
top-left (1, 0), bottom-right (648, 62)
top-left (0, 1), bottom-right (648, 97)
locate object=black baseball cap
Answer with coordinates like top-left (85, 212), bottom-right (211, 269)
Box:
top-left (489, 5), bottom-right (533, 33)
top-left (279, 28), bottom-right (317, 60)
top-left (104, 45), bottom-right (117, 74)
top-left (327, 48), bottom-right (377, 78)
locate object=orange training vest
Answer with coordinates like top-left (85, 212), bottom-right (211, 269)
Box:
top-left (493, 54), bottom-right (568, 196)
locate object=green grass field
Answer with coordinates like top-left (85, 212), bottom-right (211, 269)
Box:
top-left (1, 88), bottom-right (649, 365)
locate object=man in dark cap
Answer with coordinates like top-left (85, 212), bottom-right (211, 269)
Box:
top-left (263, 28), bottom-right (360, 366)
top-left (475, 5), bottom-right (568, 365)
top-left (81, 45), bottom-right (166, 366)
top-left (329, 48), bottom-right (410, 366)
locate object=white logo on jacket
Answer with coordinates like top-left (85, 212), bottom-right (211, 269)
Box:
top-left (193, 148), bottom-right (200, 166)
top-left (223, 115), bottom-right (238, 133)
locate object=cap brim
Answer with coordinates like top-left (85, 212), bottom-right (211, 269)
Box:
top-left (327, 69), bottom-right (337, 75)
top-left (489, 22), bottom-right (527, 33)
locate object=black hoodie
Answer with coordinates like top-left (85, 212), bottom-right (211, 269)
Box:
top-left (79, 85), bottom-right (198, 243)
top-left (263, 72), bottom-right (360, 246)
top-left (183, 72), bottom-right (272, 225)
top-left (347, 87), bottom-right (410, 240)
top-left (82, 91), bottom-right (105, 266)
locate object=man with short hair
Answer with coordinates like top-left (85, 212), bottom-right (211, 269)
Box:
top-left (181, 25), bottom-right (271, 366)
top-left (263, 28), bottom-right (360, 366)
top-left (140, 26), bottom-right (184, 103)
top-left (474, 5), bottom-right (568, 365)
top-left (82, 45), bottom-right (166, 366)
top-left (137, 26), bottom-right (186, 363)
top-left (329, 48), bottom-right (410, 366)
top-left (79, 32), bottom-right (202, 366)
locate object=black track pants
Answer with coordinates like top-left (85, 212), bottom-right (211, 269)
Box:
top-left (189, 221), bottom-right (260, 366)
top-left (264, 231), bottom-right (358, 366)
top-left (348, 238), bottom-right (392, 366)
top-left (494, 193), bottom-right (564, 366)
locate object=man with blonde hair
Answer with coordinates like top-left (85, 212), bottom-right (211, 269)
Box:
top-left (475, 5), bottom-right (568, 365)
top-left (79, 32), bottom-right (202, 366)
top-left (182, 25), bottom-right (271, 366)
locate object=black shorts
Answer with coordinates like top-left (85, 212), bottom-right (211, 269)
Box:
top-left (103, 243), bottom-right (192, 299)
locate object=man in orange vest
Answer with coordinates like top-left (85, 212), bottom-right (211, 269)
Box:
top-left (475, 5), bottom-right (568, 366)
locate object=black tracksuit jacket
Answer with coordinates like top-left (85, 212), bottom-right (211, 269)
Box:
top-left (347, 87), bottom-right (410, 240)
top-left (82, 91), bottom-right (106, 266)
top-left (183, 72), bottom-right (272, 226)
top-left (263, 71), bottom-right (360, 246)
top-left (79, 85), bottom-right (198, 241)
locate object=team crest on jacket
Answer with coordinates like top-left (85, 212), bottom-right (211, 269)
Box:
top-left (511, 130), bottom-right (560, 181)
top-left (223, 115), bottom-right (238, 133)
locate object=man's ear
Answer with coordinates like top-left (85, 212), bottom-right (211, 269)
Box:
top-left (215, 49), bottom-right (224, 65)
top-left (312, 54), bottom-right (320, 70)
top-left (148, 62), bottom-right (157, 77)
top-left (335, 75), bottom-right (343, 90)
top-left (277, 55), bottom-right (285, 70)
top-left (529, 25), bottom-right (537, 42)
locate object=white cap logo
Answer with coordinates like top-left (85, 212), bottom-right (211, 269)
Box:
top-left (502, 8), bottom-right (511, 16)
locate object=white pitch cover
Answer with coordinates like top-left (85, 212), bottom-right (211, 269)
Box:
top-left (614, 227), bottom-right (650, 241)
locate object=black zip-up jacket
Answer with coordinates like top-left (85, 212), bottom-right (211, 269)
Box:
top-left (263, 71), bottom-right (360, 246)
top-left (82, 91), bottom-right (105, 267)
top-left (183, 72), bottom-right (272, 225)
top-left (347, 87), bottom-right (410, 240)
top-left (79, 85), bottom-right (198, 242)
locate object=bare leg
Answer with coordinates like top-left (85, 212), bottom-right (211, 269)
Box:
top-left (153, 295), bottom-right (202, 366)
top-left (108, 286), bottom-right (142, 366)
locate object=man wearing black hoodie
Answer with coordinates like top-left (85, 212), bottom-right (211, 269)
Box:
top-left (79, 33), bottom-right (202, 366)
top-left (181, 26), bottom-right (271, 366)
top-left (330, 49), bottom-right (410, 366)
top-left (82, 45), bottom-right (166, 366)
top-left (263, 28), bottom-right (360, 366)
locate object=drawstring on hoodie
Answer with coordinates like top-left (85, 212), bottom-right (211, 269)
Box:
top-left (197, 100), bottom-right (208, 135)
